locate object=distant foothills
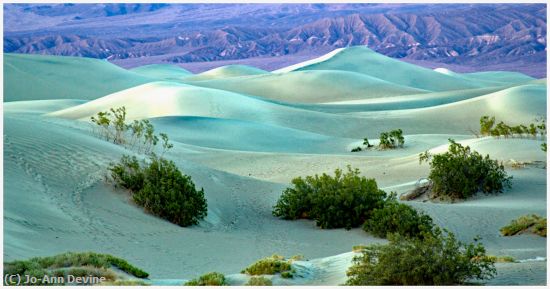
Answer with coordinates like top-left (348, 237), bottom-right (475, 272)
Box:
top-left (3, 3), bottom-right (547, 77)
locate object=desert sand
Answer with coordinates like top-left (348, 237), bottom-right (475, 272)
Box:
top-left (3, 46), bottom-right (547, 285)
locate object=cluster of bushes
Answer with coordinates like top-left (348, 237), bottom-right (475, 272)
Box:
top-left (500, 214), bottom-right (547, 237)
top-left (272, 166), bottom-right (436, 240)
top-left (184, 272), bottom-right (226, 286)
top-left (419, 139), bottom-right (512, 200)
top-left (241, 255), bottom-right (294, 278)
top-left (109, 153), bottom-right (207, 227)
top-left (3, 252), bottom-right (149, 285)
top-left (94, 107), bottom-right (206, 227)
top-left (479, 116), bottom-right (546, 139)
top-left (91, 106), bottom-right (173, 155)
top-left (346, 228), bottom-right (496, 285)
top-left (351, 129), bottom-right (405, 152)
top-left (272, 166), bottom-right (386, 230)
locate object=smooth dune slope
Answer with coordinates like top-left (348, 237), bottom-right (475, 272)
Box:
top-left (462, 71), bottom-right (534, 84)
top-left (184, 70), bottom-right (427, 103)
top-left (150, 116), bottom-right (353, 153)
top-left (184, 64), bottom-right (269, 81)
top-left (434, 68), bottom-right (535, 86)
top-left (348, 83), bottom-right (547, 135)
top-left (274, 46), bottom-right (506, 91)
top-left (130, 64), bottom-right (193, 80)
top-left (3, 53), bottom-right (153, 102)
top-left (47, 81), bottom-right (371, 138)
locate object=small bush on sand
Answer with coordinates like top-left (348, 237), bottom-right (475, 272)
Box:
top-left (419, 139), bottom-right (512, 200)
top-left (246, 276), bottom-right (272, 286)
top-left (379, 129), bottom-right (405, 149)
top-left (272, 166), bottom-right (387, 229)
top-left (109, 154), bottom-right (207, 227)
top-left (363, 194), bottom-right (434, 239)
top-left (500, 214), bottom-right (547, 237)
top-left (184, 272), bottom-right (226, 286)
top-left (346, 229), bottom-right (496, 285)
top-left (91, 107), bottom-right (166, 154)
top-left (3, 252), bottom-right (148, 285)
top-left (241, 255), bottom-right (292, 276)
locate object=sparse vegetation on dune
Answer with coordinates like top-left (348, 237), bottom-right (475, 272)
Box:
top-left (352, 129), bottom-right (405, 152)
top-left (3, 252), bottom-right (149, 285)
top-left (479, 115), bottom-right (546, 139)
top-left (272, 166), bottom-right (386, 229)
top-left (500, 214), bottom-right (547, 237)
top-left (246, 276), bottom-right (272, 286)
top-left (378, 129), bottom-right (405, 149)
top-left (241, 255), bottom-right (293, 277)
top-left (346, 229), bottom-right (496, 285)
top-left (419, 139), bottom-right (512, 200)
top-left (91, 106), bottom-right (172, 155)
top-left (184, 272), bottom-right (226, 286)
top-left (109, 153), bottom-right (207, 227)
top-left (97, 106), bottom-right (207, 227)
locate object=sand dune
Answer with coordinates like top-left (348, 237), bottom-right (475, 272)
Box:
top-left (3, 46), bottom-right (547, 285)
top-left (149, 116), bottom-right (353, 154)
top-left (130, 64), bottom-right (193, 80)
top-left (346, 83), bottom-right (547, 135)
top-left (3, 53), bottom-right (152, 102)
top-left (183, 70), bottom-right (427, 103)
top-left (48, 81), bottom-right (374, 138)
top-left (274, 46), bottom-right (518, 91)
top-left (184, 64), bottom-right (269, 81)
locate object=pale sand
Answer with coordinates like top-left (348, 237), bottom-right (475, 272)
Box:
top-left (3, 47), bottom-right (546, 285)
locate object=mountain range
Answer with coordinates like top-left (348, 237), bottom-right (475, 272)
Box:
top-left (3, 3), bottom-right (547, 77)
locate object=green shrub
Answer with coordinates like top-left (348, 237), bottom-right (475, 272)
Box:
top-left (419, 139), bottom-right (512, 200)
top-left (272, 166), bottom-right (387, 229)
top-left (500, 214), bottom-right (547, 237)
top-left (106, 255), bottom-right (149, 278)
top-left (109, 155), bottom-right (144, 192)
top-left (241, 256), bottom-right (292, 276)
top-left (110, 154), bottom-right (208, 227)
top-left (379, 129), bottom-right (404, 149)
top-left (91, 107), bottom-right (167, 154)
top-left (363, 194), bottom-right (434, 239)
top-left (184, 272), bottom-right (226, 286)
top-left (3, 252), bottom-right (149, 285)
top-left (246, 276), bottom-right (272, 286)
top-left (346, 229), bottom-right (496, 285)
top-left (480, 116), bottom-right (496, 136)
top-left (533, 218), bottom-right (547, 237)
top-left (351, 146), bottom-right (362, 152)
top-left (479, 115), bottom-right (546, 139)
top-left (542, 143), bottom-right (547, 152)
